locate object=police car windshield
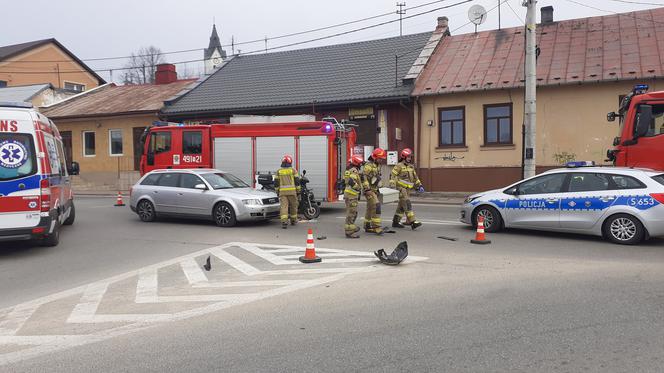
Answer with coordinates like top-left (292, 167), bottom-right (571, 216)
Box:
top-left (201, 172), bottom-right (248, 189)
top-left (0, 134), bottom-right (37, 181)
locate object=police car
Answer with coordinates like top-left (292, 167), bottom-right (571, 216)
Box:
top-left (460, 162), bottom-right (664, 245)
top-left (0, 102), bottom-right (75, 246)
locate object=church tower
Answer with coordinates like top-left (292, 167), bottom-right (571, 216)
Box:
top-left (204, 24), bottom-right (227, 75)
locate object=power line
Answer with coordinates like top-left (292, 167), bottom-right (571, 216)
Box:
top-left (564, 0), bottom-right (664, 26)
top-left (4, 0), bottom-right (459, 64)
top-left (606, 0), bottom-right (664, 5)
top-left (506, 0), bottom-right (524, 24)
top-left (3, 0), bottom-right (471, 75)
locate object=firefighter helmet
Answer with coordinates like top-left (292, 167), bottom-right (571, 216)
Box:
top-left (371, 148), bottom-right (387, 160)
top-left (400, 148), bottom-right (413, 159)
top-left (350, 155), bottom-right (364, 167)
top-left (282, 155), bottom-right (293, 165)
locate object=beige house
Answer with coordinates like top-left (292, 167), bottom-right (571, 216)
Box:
top-left (0, 38), bottom-right (105, 90)
top-left (412, 7), bottom-right (664, 192)
top-left (40, 67), bottom-right (194, 190)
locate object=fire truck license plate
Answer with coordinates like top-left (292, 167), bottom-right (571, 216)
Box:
top-left (183, 155), bottom-right (202, 163)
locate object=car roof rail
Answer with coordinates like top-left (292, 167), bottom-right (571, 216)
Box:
top-left (0, 101), bottom-right (33, 109)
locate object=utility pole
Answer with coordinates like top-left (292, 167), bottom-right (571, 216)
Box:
top-left (396, 2), bottom-right (406, 36)
top-left (523, 0), bottom-right (537, 178)
top-left (498, 0), bottom-right (501, 29)
top-left (231, 35), bottom-right (235, 56)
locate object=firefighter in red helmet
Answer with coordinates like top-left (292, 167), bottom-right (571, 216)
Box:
top-left (389, 148), bottom-right (423, 229)
top-left (343, 155), bottom-right (364, 238)
top-left (362, 148), bottom-right (387, 235)
top-left (274, 155), bottom-right (300, 229)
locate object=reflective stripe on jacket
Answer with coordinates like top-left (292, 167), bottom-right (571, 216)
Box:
top-left (344, 167), bottom-right (362, 197)
top-left (390, 161), bottom-right (421, 190)
top-left (274, 167), bottom-right (300, 196)
top-left (362, 161), bottom-right (380, 191)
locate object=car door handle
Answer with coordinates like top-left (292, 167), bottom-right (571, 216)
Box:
top-left (178, 193), bottom-right (184, 196)
top-left (546, 198), bottom-right (559, 203)
top-left (153, 191), bottom-right (158, 194)
top-left (600, 197), bottom-right (615, 202)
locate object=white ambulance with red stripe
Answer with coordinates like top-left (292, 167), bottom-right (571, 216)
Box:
top-left (0, 102), bottom-right (75, 246)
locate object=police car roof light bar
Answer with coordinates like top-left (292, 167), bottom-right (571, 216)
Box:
top-left (0, 101), bottom-right (33, 109)
top-left (566, 161), bottom-right (596, 168)
top-left (633, 84), bottom-right (649, 94)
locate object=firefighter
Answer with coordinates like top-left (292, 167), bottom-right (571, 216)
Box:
top-left (389, 148), bottom-right (424, 230)
top-left (363, 148), bottom-right (387, 235)
top-left (343, 155), bottom-right (365, 238)
top-left (274, 155), bottom-right (301, 229)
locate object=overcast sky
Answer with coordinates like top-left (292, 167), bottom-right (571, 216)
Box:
top-left (2, 0), bottom-right (662, 83)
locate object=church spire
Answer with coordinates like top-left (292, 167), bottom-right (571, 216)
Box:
top-left (204, 24), bottom-right (226, 60)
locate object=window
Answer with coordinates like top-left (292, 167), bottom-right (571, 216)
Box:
top-left (515, 173), bottom-right (566, 195)
top-left (0, 80), bottom-right (6, 88)
top-left (156, 173), bottom-right (180, 187)
top-left (183, 131), bottom-right (202, 154)
top-left (635, 103), bottom-right (664, 137)
top-left (149, 132), bottom-right (171, 154)
top-left (109, 129), bottom-right (123, 156)
top-left (609, 174), bottom-right (645, 190)
top-left (652, 174), bottom-right (664, 186)
top-left (0, 133), bottom-right (37, 181)
top-left (64, 82), bottom-right (85, 92)
top-left (439, 107), bottom-right (465, 147)
top-left (484, 104), bottom-right (513, 145)
top-left (140, 174), bottom-right (161, 186)
top-left (56, 141), bottom-right (67, 176)
top-left (567, 173), bottom-right (610, 192)
top-left (201, 172), bottom-right (249, 189)
top-left (180, 174), bottom-right (205, 189)
top-left (83, 131), bottom-right (95, 157)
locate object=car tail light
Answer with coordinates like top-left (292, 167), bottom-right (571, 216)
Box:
top-left (650, 193), bottom-right (664, 204)
top-left (40, 178), bottom-right (50, 212)
top-left (32, 227), bottom-right (45, 234)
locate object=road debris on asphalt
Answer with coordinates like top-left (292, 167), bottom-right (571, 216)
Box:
top-left (437, 235), bottom-right (458, 241)
top-left (374, 241), bottom-right (408, 265)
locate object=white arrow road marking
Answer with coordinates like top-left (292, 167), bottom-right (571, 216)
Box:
top-left (0, 242), bottom-right (427, 367)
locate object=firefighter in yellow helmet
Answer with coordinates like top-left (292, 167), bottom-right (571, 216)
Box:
top-left (363, 148), bottom-right (387, 235)
top-left (274, 155), bottom-right (300, 229)
top-left (343, 155), bottom-right (364, 238)
top-left (389, 148), bottom-right (423, 230)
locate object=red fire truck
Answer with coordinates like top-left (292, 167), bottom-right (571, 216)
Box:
top-left (607, 84), bottom-right (664, 170)
top-left (139, 120), bottom-right (356, 202)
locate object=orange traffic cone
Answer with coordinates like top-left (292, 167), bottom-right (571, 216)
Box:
top-left (114, 192), bottom-right (125, 207)
top-left (299, 228), bottom-right (322, 263)
top-left (470, 216), bottom-right (491, 244)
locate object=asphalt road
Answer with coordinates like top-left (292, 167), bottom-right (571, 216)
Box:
top-left (2, 196), bottom-right (664, 372)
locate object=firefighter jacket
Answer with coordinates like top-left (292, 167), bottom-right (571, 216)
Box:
top-left (343, 167), bottom-right (363, 198)
top-left (274, 167), bottom-right (300, 196)
top-left (362, 161), bottom-right (381, 192)
top-left (390, 161), bottom-right (421, 190)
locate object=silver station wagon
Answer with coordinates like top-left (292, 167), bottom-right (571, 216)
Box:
top-left (461, 164), bottom-right (664, 245)
top-left (130, 169), bottom-right (280, 227)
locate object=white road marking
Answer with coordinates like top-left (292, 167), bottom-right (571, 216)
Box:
top-left (0, 242), bottom-right (427, 367)
top-left (335, 217), bottom-right (464, 225)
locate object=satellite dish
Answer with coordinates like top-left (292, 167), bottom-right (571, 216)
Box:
top-left (468, 4), bottom-right (487, 26)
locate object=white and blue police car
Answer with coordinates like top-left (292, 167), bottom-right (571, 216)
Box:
top-left (460, 162), bottom-right (664, 244)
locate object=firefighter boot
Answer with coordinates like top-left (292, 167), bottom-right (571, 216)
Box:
top-left (364, 221), bottom-right (372, 232)
top-left (282, 222), bottom-right (288, 229)
top-left (392, 215), bottom-right (405, 228)
top-left (411, 221), bottom-right (422, 230)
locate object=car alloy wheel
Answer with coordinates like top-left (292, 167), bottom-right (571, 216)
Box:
top-left (476, 208), bottom-right (495, 230)
top-left (214, 202), bottom-right (237, 227)
top-left (609, 217), bottom-right (637, 242)
top-left (137, 200), bottom-right (156, 222)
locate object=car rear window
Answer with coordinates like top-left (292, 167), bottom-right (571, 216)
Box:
top-left (0, 133), bottom-right (37, 181)
top-left (609, 174), bottom-right (646, 189)
top-left (140, 174), bottom-right (161, 186)
top-left (156, 173), bottom-right (180, 187)
top-left (653, 174), bottom-right (664, 186)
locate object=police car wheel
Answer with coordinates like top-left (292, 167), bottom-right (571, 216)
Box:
top-left (214, 202), bottom-right (236, 227)
top-left (137, 200), bottom-right (156, 222)
top-left (472, 206), bottom-right (502, 233)
top-left (603, 214), bottom-right (645, 245)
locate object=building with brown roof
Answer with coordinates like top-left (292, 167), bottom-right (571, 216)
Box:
top-left (0, 38), bottom-right (105, 91)
top-left (40, 65), bottom-right (194, 190)
top-left (412, 6), bottom-right (664, 192)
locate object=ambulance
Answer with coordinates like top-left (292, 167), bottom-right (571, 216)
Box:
top-left (0, 102), bottom-right (75, 246)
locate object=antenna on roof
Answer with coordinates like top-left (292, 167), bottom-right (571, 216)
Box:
top-left (468, 4), bottom-right (487, 34)
top-left (396, 2), bottom-right (407, 36)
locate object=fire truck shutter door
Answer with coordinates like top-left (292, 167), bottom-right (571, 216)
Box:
top-left (256, 136), bottom-right (295, 175)
top-left (213, 137), bottom-right (253, 186)
top-left (298, 136), bottom-right (328, 201)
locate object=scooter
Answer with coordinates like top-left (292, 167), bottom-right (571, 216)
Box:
top-left (256, 170), bottom-right (320, 220)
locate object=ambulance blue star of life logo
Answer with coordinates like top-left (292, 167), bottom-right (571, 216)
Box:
top-left (0, 140), bottom-right (28, 169)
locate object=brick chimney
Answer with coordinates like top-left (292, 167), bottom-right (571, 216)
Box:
top-left (435, 16), bottom-right (451, 36)
top-left (155, 64), bottom-right (177, 85)
top-left (541, 6), bottom-right (554, 24)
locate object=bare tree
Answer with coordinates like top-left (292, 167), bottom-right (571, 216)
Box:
top-left (122, 46), bottom-right (166, 84)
